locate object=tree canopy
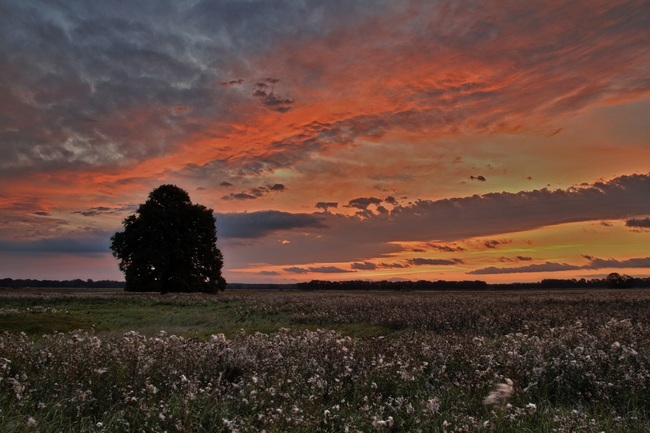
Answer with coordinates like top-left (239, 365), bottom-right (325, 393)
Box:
top-left (110, 185), bottom-right (226, 293)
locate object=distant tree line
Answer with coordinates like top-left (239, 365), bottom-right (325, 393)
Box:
top-left (3, 273), bottom-right (649, 291)
top-left (296, 279), bottom-right (489, 291)
top-left (296, 274), bottom-right (650, 291)
top-left (0, 278), bottom-right (126, 289)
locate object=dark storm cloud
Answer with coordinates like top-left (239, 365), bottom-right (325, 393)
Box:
top-left (217, 211), bottom-right (326, 239)
top-left (626, 218), bottom-right (650, 228)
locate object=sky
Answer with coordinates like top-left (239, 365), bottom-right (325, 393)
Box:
top-left (1, 0), bottom-right (650, 284)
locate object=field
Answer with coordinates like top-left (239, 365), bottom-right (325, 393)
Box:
top-left (1, 288), bottom-right (649, 432)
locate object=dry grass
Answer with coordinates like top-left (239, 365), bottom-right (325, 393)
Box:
top-left (1, 288), bottom-right (649, 432)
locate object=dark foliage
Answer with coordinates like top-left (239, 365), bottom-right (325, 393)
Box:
top-left (0, 278), bottom-right (125, 289)
top-left (110, 185), bottom-right (226, 293)
top-left (295, 276), bottom-right (650, 291)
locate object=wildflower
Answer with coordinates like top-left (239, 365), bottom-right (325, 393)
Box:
top-left (483, 378), bottom-right (514, 408)
top-left (96, 422), bottom-right (103, 428)
top-left (26, 416), bottom-right (37, 428)
top-left (424, 397), bottom-right (440, 414)
top-left (372, 416), bottom-right (394, 428)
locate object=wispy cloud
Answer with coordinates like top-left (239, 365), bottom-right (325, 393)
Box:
top-left (284, 266), bottom-right (353, 274)
top-left (408, 258), bottom-right (463, 266)
top-left (468, 262), bottom-right (582, 275)
top-left (470, 256), bottom-right (650, 275)
top-left (221, 184), bottom-right (286, 201)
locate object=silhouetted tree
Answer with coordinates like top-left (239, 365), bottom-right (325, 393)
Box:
top-left (606, 272), bottom-right (634, 289)
top-left (110, 185), bottom-right (226, 293)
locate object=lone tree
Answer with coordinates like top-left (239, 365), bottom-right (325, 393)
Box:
top-left (110, 184), bottom-right (226, 293)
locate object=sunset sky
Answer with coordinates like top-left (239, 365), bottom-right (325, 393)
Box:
top-left (1, 0), bottom-right (650, 284)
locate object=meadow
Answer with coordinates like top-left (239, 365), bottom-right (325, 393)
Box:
top-left (0, 288), bottom-right (649, 432)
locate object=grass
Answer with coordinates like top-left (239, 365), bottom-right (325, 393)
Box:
top-left (1, 288), bottom-right (649, 432)
top-left (0, 289), bottom-right (399, 339)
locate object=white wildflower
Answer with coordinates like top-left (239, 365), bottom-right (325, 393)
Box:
top-left (372, 416), bottom-right (394, 428)
top-left (424, 397), bottom-right (440, 414)
top-left (483, 378), bottom-right (514, 407)
top-left (26, 416), bottom-right (37, 428)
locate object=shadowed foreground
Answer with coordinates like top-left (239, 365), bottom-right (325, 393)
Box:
top-left (1, 289), bottom-right (648, 432)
